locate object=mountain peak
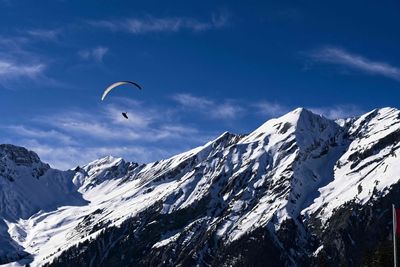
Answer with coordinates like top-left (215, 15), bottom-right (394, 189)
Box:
top-left (0, 144), bottom-right (50, 182)
top-left (84, 155), bottom-right (123, 168)
top-left (243, 107), bottom-right (337, 144)
top-left (291, 107), bottom-right (309, 114)
top-left (289, 107), bottom-right (325, 123)
top-left (0, 144), bottom-right (42, 166)
top-left (81, 155), bottom-right (126, 180)
top-left (72, 155), bottom-right (136, 190)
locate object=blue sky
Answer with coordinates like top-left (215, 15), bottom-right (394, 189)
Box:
top-left (0, 0), bottom-right (399, 169)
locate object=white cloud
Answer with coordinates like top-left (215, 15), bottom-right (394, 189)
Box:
top-left (4, 125), bottom-right (74, 144)
top-left (0, 34), bottom-right (52, 85)
top-left (0, 36), bottom-right (30, 53)
top-left (104, 104), bottom-right (153, 128)
top-left (89, 12), bottom-right (229, 34)
top-left (253, 101), bottom-right (290, 117)
top-left (0, 59), bottom-right (45, 79)
top-left (52, 114), bottom-right (200, 142)
top-left (33, 99), bottom-right (209, 144)
top-left (213, 103), bottom-right (242, 119)
top-left (79, 46), bottom-right (108, 63)
top-left (308, 105), bottom-right (364, 119)
top-left (17, 101), bottom-right (364, 169)
top-left (2, 90), bottom-right (367, 169)
top-left (26, 29), bottom-right (60, 40)
top-left (172, 93), bottom-right (213, 108)
top-left (172, 93), bottom-right (244, 120)
top-left (253, 100), bottom-right (364, 120)
top-left (17, 139), bottom-right (172, 170)
top-left (309, 46), bottom-right (400, 81)
top-left (5, 98), bottom-right (214, 169)
top-left (38, 106), bottom-right (176, 142)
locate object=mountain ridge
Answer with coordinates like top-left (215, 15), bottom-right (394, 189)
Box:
top-left (1, 107), bottom-right (400, 266)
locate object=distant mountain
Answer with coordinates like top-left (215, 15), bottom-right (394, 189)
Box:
top-left (1, 107), bottom-right (400, 267)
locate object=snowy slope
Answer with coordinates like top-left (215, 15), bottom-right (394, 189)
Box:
top-left (1, 107), bottom-right (400, 266)
top-left (303, 107), bottom-right (400, 222)
top-left (0, 145), bottom-right (88, 265)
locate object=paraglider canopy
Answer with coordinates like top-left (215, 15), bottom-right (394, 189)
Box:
top-left (101, 81), bottom-right (142, 120)
top-left (101, 81), bottom-right (142, 101)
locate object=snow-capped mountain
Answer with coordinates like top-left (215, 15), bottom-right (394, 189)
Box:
top-left (1, 107), bottom-right (400, 267)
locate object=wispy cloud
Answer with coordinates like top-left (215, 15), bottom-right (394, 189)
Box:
top-left (79, 46), bottom-right (108, 63)
top-left (213, 103), bottom-right (242, 119)
top-left (172, 93), bottom-right (213, 108)
top-left (172, 94), bottom-right (364, 121)
top-left (308, 46), bottom-right (400, 81)
top-left (26, 29), bottom-right (60, 40)
top-left (0, 34), bottom-right (51, 85)
top-left (15, 139), bottom-right (171, 170)
top-left (4, 125), bottom-right (74, 144)
top-left (172, 93), bottom-right (244, 119)
top-left (308, 104), bottom-right (365, 120)
top-left (0, 36), bottom-right (30, 52)
top-left (2, 90), bottom-right (367, 169)
top-left (43, 108), bottom-right (202, 143)
top-left (0, 26), bottom-right (71, 87)
top-left (252, 101), bottom-right (290, 117)
top-left (0, 59), bottom-right (45, 79)
top-left (253, 100), bottom-right (364, 120)
top-left (4, 98), bottom-right (215, 168)
top-left (89, 11), bottom-right (230, 34)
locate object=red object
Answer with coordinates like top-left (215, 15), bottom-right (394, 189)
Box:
top-left (396, 208), bottom-right (400, 235)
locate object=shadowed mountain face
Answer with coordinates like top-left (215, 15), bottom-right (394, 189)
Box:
top-left (1, 107), bottom-right (400, 266)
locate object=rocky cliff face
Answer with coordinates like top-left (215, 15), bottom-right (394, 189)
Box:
top-left (1, 107), bottom-right (400, 267)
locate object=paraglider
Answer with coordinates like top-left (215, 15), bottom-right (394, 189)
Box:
top-left (101, 81), bottom-right (142, 101)
top-left (101, 81), bottom-right (142, 120)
